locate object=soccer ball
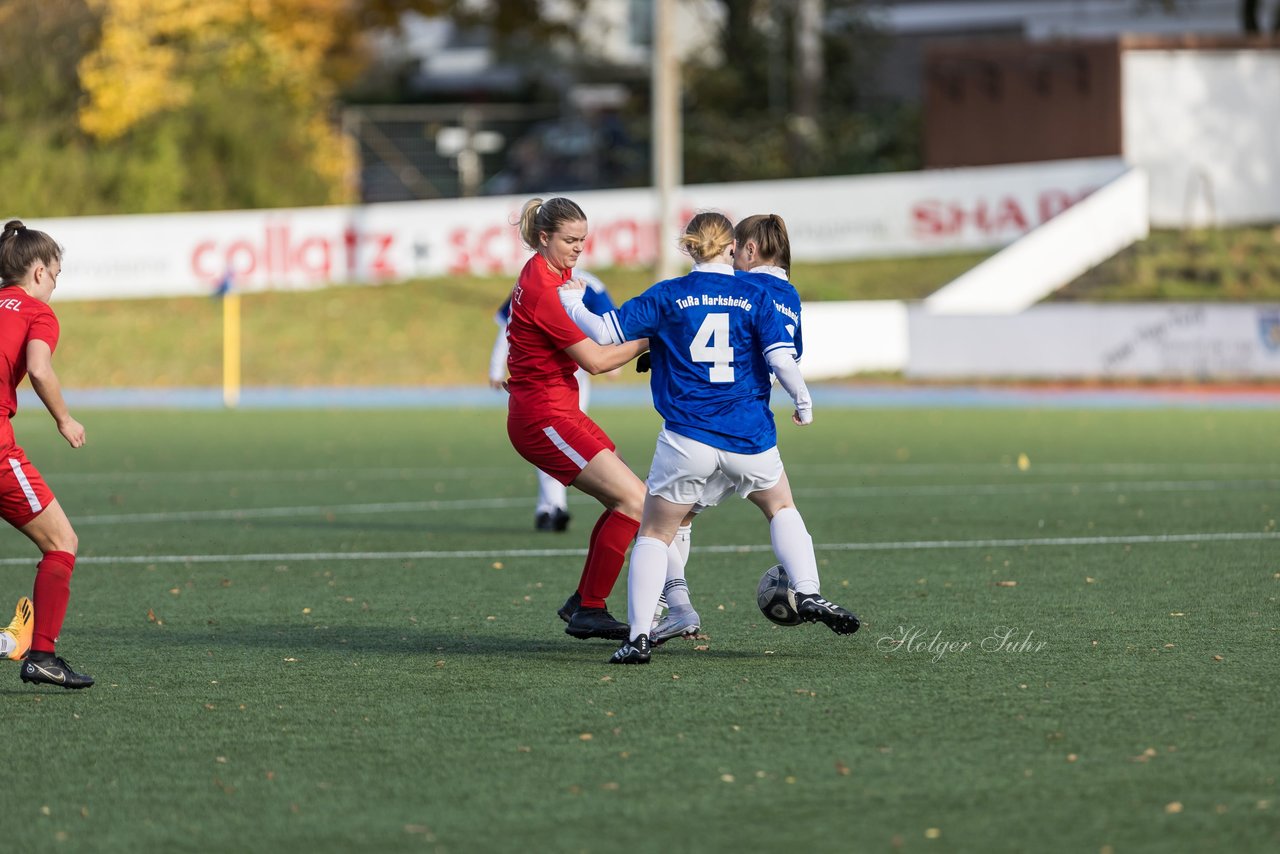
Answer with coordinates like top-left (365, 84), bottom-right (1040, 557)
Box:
top-left (757, 564), bottom-right (802, 626)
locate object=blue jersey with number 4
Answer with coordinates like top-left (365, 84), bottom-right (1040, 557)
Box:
top-left (607, 269), bottom-right (796, 454)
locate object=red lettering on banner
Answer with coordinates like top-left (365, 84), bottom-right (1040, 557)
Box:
top-left (226, 241), bottom-right (257, 276)
top-left (911, 188), bottom-right (1093, 239)
top-left (188, 223), bottom-right (397, 287)
top-left (370, 234), bottom-right (395, 277)
top-left (476, 225), bottom-right (509, 275)
top-left (447, 229), bottom-right (471, 275)
top-left (192, 241), bottom-right (218, 279)
top-left (293, 236), bottom-right (332, 278)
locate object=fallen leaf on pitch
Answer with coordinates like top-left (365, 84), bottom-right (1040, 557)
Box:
top-left (491, 562), bottom-right (503, 569)
top-left (1170, 612), bottom-right (1186, 617)
top-left (434, 660), bottom-right (445, 668)
top-left (599, 675), bottom-right (612, 682)
top-left (147, 609), bottom-right (157, 623)
top-left (516, 746), bottom-right (531, 753)
top-left (996, 580), bottom-right (1017, 587)
top-left (720, 774), bottom-right (735, 783)
top-left (925, 827), bottom-right (941, 839)
top-left (1165, 802), bottom-right (1183, 814)
top-left (601, 782), bottom-right (619, 791)
top-left (835, 761), bottom-right (851, 776)
top-left (579, 733), bottom-right (593, 741)
top-left (283, 658), bottom-right (298, 662)
top-left (1017, 453), bottom-right (1030, 470)
top-left (1066, 754), bottom-right (1078, 763)
top-left (694, 645), bottom-right (709, 651)
top-left (1213, 655), bottom-right (1224, 661)
top-left (169, 588), bottom-right (180, 596)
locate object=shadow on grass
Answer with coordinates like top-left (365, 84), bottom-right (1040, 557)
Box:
top-left (102, 621), bottom-right (770, 662)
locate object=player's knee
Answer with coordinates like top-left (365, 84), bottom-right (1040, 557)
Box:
top-left (56, 528), bottom-right (78, 556)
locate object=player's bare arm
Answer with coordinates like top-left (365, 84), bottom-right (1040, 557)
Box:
top-left (25, 338), bottom-right (85, 448)
top-left (564, 337), bottom-right (649, 374)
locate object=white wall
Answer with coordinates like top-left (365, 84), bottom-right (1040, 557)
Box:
top-left (801, 301), bottom-right (909, 378)
top-left (1124, 49), bottom-right (1280, 227)
top-left (907, 303), bottom-right (1280, 379)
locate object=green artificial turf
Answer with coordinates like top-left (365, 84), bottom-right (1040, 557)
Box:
top-left (1, 407), bottom-right (1278, 852)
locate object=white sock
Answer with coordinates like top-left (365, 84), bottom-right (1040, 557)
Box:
top-left (0, 631), bottom-right (13, 657)
top-left (770, 507), bottom-right (820, 595)
top-left (627, 537), bottom-right (669, 641)
top-left (663, 524), bottom-right (693, 609)
top-left (536, 469), bottom-right (568, 515)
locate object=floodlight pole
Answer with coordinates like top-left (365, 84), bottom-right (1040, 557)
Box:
top-left (652, 0), bottom-right (681, 280)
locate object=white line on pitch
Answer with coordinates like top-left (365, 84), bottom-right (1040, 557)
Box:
top-left (49, 466), bottom-right (518, 485)
top-left (69, 477), bottom-right (1280, 525)
top-left (43, 461), bottom-right (1280, 486)
top-left (795, 478), bottom-right (1280, 498)
top-left (74, 497), bottom-right (527, 524)
top-left (2, 531), bottom-right (1273, 566)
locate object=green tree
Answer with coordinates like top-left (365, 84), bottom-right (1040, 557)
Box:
top-left (681, 0), bottom-right (917, 183)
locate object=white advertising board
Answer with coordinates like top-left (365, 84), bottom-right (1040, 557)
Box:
top-left (907, 303), bottom-right (1280, 379)
top-left (33, 158), bottom-right (1126, 301)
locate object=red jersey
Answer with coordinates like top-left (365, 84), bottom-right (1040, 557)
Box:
top-left (506, 253), bottom-right (586, 416)
top-left (0, 286), bottom-right (59, 419)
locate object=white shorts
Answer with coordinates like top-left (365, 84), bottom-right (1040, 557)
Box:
top-left (646, 429), bottom-right (783, 506)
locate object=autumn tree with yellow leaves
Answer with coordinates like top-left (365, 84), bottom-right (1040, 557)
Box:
top-left (0, 0), bottom-right (368, 215)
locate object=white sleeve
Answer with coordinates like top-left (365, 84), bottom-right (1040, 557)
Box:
top-left (489, 322), bottom-right (510, 383)
top-left (559, 287), bottom-right (623, 345)
top-left (765, 348), bottom-right (812, 424)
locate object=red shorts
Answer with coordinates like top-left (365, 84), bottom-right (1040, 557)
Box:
top-left (508, 408), bottom-right (616, 486)
top-left (0, 445), bottom-right (54, 528)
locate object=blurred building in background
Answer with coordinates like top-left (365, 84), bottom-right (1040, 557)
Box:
top-left (347, 2), bottom-right (720, 202)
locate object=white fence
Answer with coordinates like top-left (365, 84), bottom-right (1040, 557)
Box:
top-left (37, 158), bottom-right (1127, 301)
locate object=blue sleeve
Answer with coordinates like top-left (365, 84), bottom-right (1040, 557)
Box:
top-left (756, 289), bottom-right (794, 359)
top-left (579, 272), bottom-right (617, 314)
top-left (495, 297), bottom-right (512, 325)
top-left (612, 285), bottom-right (663, 341)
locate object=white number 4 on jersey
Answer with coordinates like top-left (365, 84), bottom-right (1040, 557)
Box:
top-left (690, 312), bottom-right (735, 382)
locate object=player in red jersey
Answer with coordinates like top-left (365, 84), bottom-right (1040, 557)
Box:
top-left (506, 197), bottom-right (649, 640)
top-left (0, 220), bottom-right (92, 689)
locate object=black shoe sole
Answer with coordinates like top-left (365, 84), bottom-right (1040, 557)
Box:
top-left (565, 624), bottom-right (630, 641)
top-left (802, 613), bottom-right (861, 635)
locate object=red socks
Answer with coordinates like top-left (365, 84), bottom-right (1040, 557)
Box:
top-left (31, 550), bottom-right (75, 654)
top-left (577, 510), bottom-right (640, 609)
